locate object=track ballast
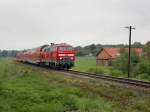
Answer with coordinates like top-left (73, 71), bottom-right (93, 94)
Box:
top-left (60, 70), bottom-right (150, 89)
top-left (18, 61), bottom-right (150, 89)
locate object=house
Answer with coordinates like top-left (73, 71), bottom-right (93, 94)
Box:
top-left (96, 48), bottom-right (143, 66)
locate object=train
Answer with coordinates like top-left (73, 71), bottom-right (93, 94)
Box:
top-left (16, 43), bottom-right (76, 69)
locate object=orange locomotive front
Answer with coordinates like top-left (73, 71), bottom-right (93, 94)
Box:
top-left (16, 43), bottom-right (76, 69)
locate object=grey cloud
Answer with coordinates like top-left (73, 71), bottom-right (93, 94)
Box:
top-left (0, 0), bottom-right (150, 50)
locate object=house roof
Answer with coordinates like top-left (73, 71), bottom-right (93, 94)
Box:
top-left (104, 48), bottom-right (120, 58)
top-left (96, 47), bottom-right (143, 59)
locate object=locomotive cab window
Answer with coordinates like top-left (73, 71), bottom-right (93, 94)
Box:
top-left (59, 46), bottom-right (73, 51)
top-left (44, 47), bottom-right (50, 52)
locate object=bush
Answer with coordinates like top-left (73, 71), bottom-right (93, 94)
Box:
top-left (112, 54), bottom-right (128, 74)
top-left (133, 59), bottom-right (150, 81)
top-left (135, 73), bottom-right (150, 81)
top-left (88, 66), bottom-right (124, 77)
top-left (88, 67), bottom-right (110, 75)
top-left (109, 68), bottom-right (124, 77)
top-left (112, 50), bottom-right (140, 77)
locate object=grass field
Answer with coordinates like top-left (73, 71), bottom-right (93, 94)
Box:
top-left (72, 56), bottom-right (96, 72)
top-left (72, 57), bottom-right (150, 82)
top-left (0, 58), bottom-right (150, 112)
top-left (72, 56), bottom-right (124, 77)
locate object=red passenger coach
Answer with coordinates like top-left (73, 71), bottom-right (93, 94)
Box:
top-left (16, 43), bottom-right (76, 69)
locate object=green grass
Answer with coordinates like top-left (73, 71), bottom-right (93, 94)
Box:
top-left (73, 57), bottom-right (150, 81)
top-left (73, 57), bottom-right (96, 72)
top-left (0, 58), bottom-right (150, 112)
top-left (73, 57), bottom-right (124, 77)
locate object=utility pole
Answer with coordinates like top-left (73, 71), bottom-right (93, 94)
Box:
top-left (125, 26), bottom-right (135, 78)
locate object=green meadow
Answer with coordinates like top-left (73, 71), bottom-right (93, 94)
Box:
top-left (0, 58), bottom-right (150, 112)
top-left (72, 56), bottom-right (96, 72)
top-left (72, 56), bottom-right (150, 81)
top-left (72, 57), bottom-right (123, 77)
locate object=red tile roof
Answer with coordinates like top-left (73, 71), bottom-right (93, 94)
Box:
top-left (97, 47), bottom-right (143, 59)
top-left (104, 48), bottom-right (120, 58)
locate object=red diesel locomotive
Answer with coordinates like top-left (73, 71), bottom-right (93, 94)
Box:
top-left (16, 43), bottom-right (76, 69)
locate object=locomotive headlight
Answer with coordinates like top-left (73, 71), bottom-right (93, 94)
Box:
top-left (58, 54), bottom-right (74, 56)
top-left (58, 54), bottom-right (65, 56)
top-left (68, 54), bottom-right (74, 56)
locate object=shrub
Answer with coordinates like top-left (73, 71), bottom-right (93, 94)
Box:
top-left (133, 60), bottom-right (150, 75)
top-left (133, 59), bottom-right (150, 81)
top-left (88, 67), bottom-right (110, 75)
top-left (109, 68), bottom-right (124, 77)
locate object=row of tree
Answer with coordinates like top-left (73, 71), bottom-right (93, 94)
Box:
top-left (75, 42), bottom-right (143, 56)
top-left (0, 41), bottom-right (145, 57)
top-left (0, 50), bottom-right (18, 57)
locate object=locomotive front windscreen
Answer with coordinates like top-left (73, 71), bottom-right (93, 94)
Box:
top-left (58, 46), bottom-right (74, 51)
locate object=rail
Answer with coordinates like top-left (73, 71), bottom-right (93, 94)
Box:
top-left (60, 70), bottom-right (150, 89)
top-left (17, 61), bottom-right (150, 89)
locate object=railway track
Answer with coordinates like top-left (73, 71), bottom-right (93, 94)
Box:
top-left (18, 62), bottom-right (150, 89)
top-left (59, 70), bottom-right (150, 89)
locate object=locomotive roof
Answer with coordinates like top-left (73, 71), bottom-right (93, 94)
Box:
top-left (19, 43), bottom-right (72, 53)
top-left (40, 44), bottom-right (49, 48)
top-left (52, 43), bottom-right (72, 47)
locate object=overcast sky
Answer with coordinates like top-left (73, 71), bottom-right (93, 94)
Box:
top-left (0, 0), bottom-right (150, 50)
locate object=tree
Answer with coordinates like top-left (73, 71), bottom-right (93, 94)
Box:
top-left (89, 44), bottom-right (96, 51)
top-left (119, 48), bottom-right (126, 54)
top-left (113, 52), bottom-right (128, 74)
top-left (144, 41), bottom-right (150, 60)
top-left (0, 50), bottom-right (18, 57)
top-left (1, 50), bottom-right (8, 57)
top-left (113, 49), bottom-right (140, 75)
top-left (132, 42), bottom-right (143, 48)
top-left (133, 57), bottom-right (150, 81)
top-left (75, 46), bottom-right (82, 51)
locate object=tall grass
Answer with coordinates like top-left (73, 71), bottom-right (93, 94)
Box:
top-left (0, 59), bottom-right (114, 112)
top-left (0, 58), bottom-right (149, 112)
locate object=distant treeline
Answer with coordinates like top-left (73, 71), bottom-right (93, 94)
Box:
top-left (0, 50), bottom-right (18, 57)
top-left (75, 42), bottom-right (143, 56)
top-left (0, 42), bottom-right (144, 57)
